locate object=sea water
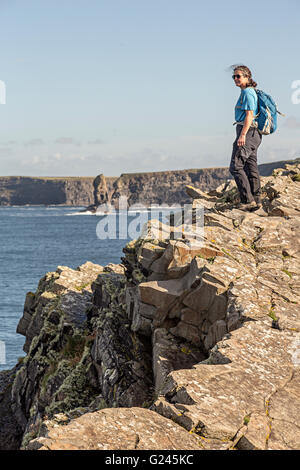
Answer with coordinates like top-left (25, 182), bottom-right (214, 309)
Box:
top-left (0, 205), bottom-right (133, 371)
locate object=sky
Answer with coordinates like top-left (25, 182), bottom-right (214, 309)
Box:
top-left (0, 0), bottom-right (299, 177)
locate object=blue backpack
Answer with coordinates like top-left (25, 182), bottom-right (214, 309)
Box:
top-left (254, 89), bottom-right (285, 135)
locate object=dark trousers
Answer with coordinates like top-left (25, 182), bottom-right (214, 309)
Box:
top-left (229, 125), bottom-right (262, 204)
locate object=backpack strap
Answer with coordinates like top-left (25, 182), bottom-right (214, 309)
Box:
top-left (233, 119), bottom-right (259, 127)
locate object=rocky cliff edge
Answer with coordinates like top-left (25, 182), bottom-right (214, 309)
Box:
top-left (0, 161), bottom-right (300, 450)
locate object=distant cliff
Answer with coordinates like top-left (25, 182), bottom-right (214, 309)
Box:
top-left (1, 159), bottom-right (299, 207)
top-left (0, 176), bottom-right (116, 207)
top-left (0, 177), bottom-right (94, 206)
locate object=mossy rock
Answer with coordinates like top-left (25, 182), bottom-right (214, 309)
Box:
top-left (292, 173), bottom-right (300, 182)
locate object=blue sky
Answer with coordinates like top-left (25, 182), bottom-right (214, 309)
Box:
top-left (0, 0), bottom-right (299, 176)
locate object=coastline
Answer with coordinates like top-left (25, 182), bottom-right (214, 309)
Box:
top-left (1, 158), bottom-right (299, 209)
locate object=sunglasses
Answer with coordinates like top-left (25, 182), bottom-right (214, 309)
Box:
top-left (232, 74), bottom-right (242, 79)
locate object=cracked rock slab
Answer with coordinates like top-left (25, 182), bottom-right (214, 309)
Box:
top-left (25, 407), bottom-right (202, 450)
top-left (153, 319), bottom-right (300, 449)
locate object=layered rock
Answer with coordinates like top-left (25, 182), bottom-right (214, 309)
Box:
top-left (85, 174), bottom-right (117, 212)
top-left (1, 160), bottom-right (300, 450)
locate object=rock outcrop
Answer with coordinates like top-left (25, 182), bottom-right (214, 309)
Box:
top-left (0, 160), bottom-right (300, 450)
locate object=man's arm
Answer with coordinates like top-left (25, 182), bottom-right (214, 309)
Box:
top-left (237, 110), bottom-right (253, 147)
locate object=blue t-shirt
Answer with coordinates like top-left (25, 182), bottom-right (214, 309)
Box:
top-left (235, 87), bottom-right (258, 122)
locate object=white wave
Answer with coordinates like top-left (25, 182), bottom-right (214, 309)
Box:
top-left (65, 211), bottom-right (95, 216)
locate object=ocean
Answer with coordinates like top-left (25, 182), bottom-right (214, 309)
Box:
top-left (0, 205), bottom-right (134, 371)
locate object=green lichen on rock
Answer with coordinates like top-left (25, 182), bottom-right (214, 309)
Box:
top-left (268, 306), bottom-right (278, 323)
top-left (281, 268), bottom-right (293, 279)
top-left (131, 268), bottom-right (147, 283)
top-left (243, 414), bottom-right (251, 426)
top-left (291, 173), bottom-right (300, 182)
top-left (45, 345), bottom-right (97, 416)
top-left (74, 282), bottom-right (90, 291)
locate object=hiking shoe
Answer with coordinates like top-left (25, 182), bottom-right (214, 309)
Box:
top-left (237, 200), bottom-right (258, 211)
top-left (254, 197), bottom-right (262, 208)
